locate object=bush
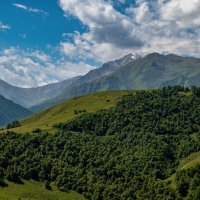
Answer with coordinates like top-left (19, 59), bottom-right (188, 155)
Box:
top-left (32, 128), bottom-right (42, 133)
top-left (6, 121), bottom-right (21, 129)
top-left (44, 181), bottom-right (51, 190)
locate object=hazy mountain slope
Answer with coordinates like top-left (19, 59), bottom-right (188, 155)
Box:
top-left (0, 77), bottom-right (79, 108)
top-left (29, 54), bottom-right (140, 112)
top-left (160, 74), bottom-right (198, 88)
top-left (30, 76), bottom-right (128, 112)
top-left (0, 95), bottom-right (32, 126)
top-left (31, 53), bottom-right (200, 112)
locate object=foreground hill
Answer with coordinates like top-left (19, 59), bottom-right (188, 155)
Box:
top-left (1, 86), bottom-right (200, 199)
top-left (31, 53), bottom-right (200, 112)
top-left (0, 95), bottom-right (31, 126)
top-left (4, 90), bottom-right (131, 134)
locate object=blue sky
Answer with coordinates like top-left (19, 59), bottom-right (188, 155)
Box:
top-left (0, 0), bottom-right (200, 87)
top-left (0, 0), bottom-right (86, 54)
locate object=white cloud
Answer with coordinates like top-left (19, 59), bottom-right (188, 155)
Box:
top-left (13, 3), bottom-right (48, 15)
top-left (3, 0), bottom-right (200, 87)
top-left (0, 47), bottom-right (94, 87)
top-left (59, 0), bottom-right (143, 48)
top-left (0, 22), bottom-right (11, 30)
top-left (58, 0), bottom-right (200, 62)
top-left (61, 42), bottom-right (76, 57)
top-left (59, 0), bottom-right (144, 62)
top-left (161, 0), bottom-right (200, 28)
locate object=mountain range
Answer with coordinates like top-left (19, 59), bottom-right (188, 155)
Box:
top-left (0, 53), bottom-right (137, 110)
top-left (30, 53), bottom-right (200, 112)
top-left (1, 52), bottom-right (200, 113)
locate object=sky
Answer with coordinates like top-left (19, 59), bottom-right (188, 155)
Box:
top-left (0, 0), bottom-right (200, 87)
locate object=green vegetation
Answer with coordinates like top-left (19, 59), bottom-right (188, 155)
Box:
top-left (0, 180), bottom-right (85, 200)
top-left (164, 151), bottom-right (200, 190)
top-left (2, 90), bottom-right (131, 134)
top-left (1, 86), bottom-right (200, 199)
top-left (179, 152), bottom-right (200, 170)
top-left (6, 120), bottom-right (21, 129)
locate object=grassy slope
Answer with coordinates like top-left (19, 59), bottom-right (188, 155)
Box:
top-left (3, 90), bottom-right (132, 134)
top-left (164, 150), bottom-right (200, 189)
top-left (179, 151), bottom-right (200, 170)
top-left (0, 180), bottom-right (85, 200)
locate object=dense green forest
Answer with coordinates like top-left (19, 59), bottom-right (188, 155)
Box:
top-left (1, 86), bottom-right (200, 199)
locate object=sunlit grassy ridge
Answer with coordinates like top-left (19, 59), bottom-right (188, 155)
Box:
top-left (164, 150), bottom-right (200, 189)
top-left (5, 90), bottom-right (132, 134)
top-left (0, 180), bottom-right (85, 200)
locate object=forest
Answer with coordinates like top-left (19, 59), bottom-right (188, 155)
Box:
top-left (1, 86), bottom-right (200, 199)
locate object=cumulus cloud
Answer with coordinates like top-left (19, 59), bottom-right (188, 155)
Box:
top-left (161, 0), bottom-right (200, 28)
top-left (59, 0), bottom-right (144, 62)
top-left (0, 47), bottom-right (93, 87)
top-left (3, 0), bottom-right (200, 87)
top-left (13, 3), bottom-right (48, 15)
top-left (0, 22), bottom-right (11, 30)
top-left (59, 0), bottom-right (200, 62)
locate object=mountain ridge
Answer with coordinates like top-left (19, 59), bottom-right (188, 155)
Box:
top-left (30, 53), bottom-right (200, 112)
top-left (0, 53), bottom-right (138, 108)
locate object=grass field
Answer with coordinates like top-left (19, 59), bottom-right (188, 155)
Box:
top-left (164, 151), bottom-right (200, 189)
top-left (1, 90), bottom-right (132, 134)
top-left (0, 180), bottom-right (85, 200)
top-left (179, 151), bottom-right (200, 170)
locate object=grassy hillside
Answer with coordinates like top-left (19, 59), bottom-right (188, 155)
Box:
top-left (3, 90), bottom-right (131, 134)
top-left (0, 180), bottom-right (85, 200)
top-left (165, 150), bottom-right (200, 189)
top-left (179, 151), bottom-right (200, 170)
top-left (1, 87), bottom-right (200, 199)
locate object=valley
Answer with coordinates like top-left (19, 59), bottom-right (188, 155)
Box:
top-left (1, 87), bottom-right (200, 199)
top-left (0, 95), bottom-right (31, 126)
top-left (1, 53), bottom-right (200, 200)
top-left (1, 1), bottom-right (200, 199)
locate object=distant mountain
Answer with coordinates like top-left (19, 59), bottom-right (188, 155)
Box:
top-left (31, 53), bottom-right (200, 112)
top-left (0, 53), bottom-right (139, 109)
top-left (160, 74), bottom-right (197, 88)
top-left (0, 77), bottom-right (79, 108)
top-left (0, 95), bottom-right (32, 126)
top-left (59, 53), bottom-right (141, 89)
top-left (29, 53), bottom-right (142, 112)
